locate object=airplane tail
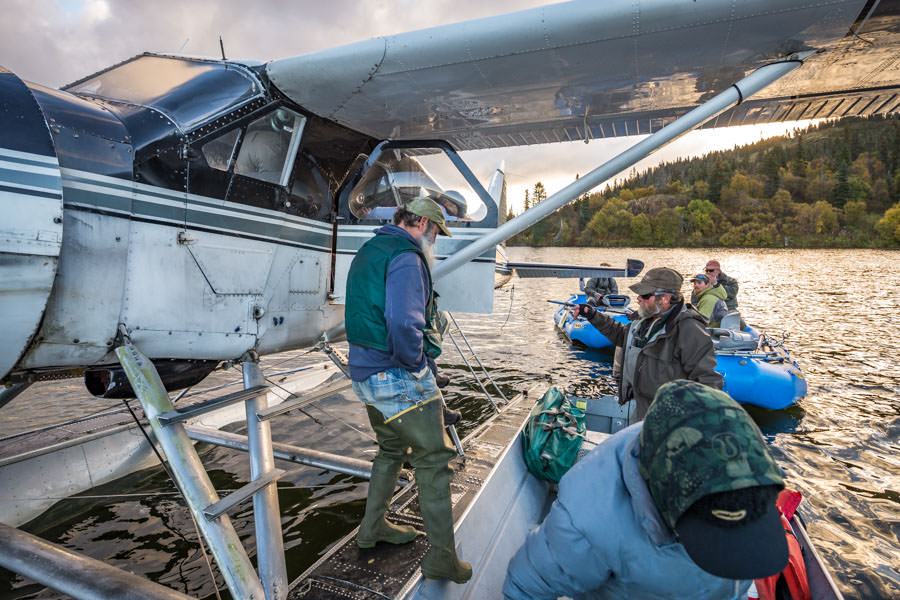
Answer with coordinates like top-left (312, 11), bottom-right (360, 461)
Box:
top-left (487, 161), bottom-right (507, 224)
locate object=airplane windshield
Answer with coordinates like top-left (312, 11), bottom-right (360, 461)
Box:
top-left (66, 55), bottom-right (262, 129)
top-left (348, 148), bottom-right (487, 223)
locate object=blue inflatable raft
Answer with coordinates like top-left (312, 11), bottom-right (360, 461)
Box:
top-left (553, 294), bottom-right (807, 410)
top-left (708, 328), bottom-right (807, 410)
top-left (553, 294), bottom-right (630, 349)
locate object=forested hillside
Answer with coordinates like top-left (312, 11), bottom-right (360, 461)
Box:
top-left (508, 115), bottom-right (900, 248)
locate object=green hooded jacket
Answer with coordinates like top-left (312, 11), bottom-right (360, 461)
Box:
top-left (694, 284), bottom-right (727, 325)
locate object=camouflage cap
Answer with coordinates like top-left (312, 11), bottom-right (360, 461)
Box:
top-left (638, 379), bottom-right (784, 528)
top-left (638, 380), bottom-right (787, 579)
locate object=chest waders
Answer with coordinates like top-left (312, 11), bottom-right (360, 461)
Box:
top-left (358, 402), bottom-right (472, 583)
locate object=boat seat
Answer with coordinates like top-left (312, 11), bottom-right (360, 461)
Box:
top-left (708, 329), bottom-right (759, 351)
top-left (719, 312), bottom-right (742, 330)
top-left (602, 294), bottom-right (630, 308)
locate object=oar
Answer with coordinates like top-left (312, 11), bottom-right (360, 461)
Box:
top-left (546, 300), bottom-right (575, 307)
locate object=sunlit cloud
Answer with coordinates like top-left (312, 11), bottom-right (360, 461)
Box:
top-left (83, 0), bottom-right (111, 24)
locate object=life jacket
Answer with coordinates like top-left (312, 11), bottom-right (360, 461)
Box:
top-left (753, 489), bottom-right (811, 600)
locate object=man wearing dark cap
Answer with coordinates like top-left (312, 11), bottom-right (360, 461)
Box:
top-left (574, 266), bottom-right (722, 423)
top-left (503, 380), bottom-right (789, 599)
top-left (345, 197), bottom-right (471, 583)
top-left (583, 263), bottom-right (619, 305)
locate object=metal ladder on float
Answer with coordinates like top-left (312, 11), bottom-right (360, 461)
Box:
top-left (113, 325), bottom-right (475, 600)
top-left (114, 325), bottom-right (295, 600)
top-left (114, 322), bottom-right (485, 598)
top-left (114, 327), bottom-right (367, 600)
top-left (445, 312), bottom-right (508, 413)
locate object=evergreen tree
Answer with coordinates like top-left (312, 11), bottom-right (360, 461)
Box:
top-left (791, 134), bottom-right (807, 175)
top-left (761, 147), bottom-right (783, 196)
top-left (707, 159), bottom-right (732, 202)
top-left (831, 155), bottom-right (852, 208)
top-left (533, 181), bottom-right (547, 203)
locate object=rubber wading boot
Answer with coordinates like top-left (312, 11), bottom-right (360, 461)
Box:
top-left (417, 464), bottom-right (472, 583)
top-left (357, 459), bottom-right (420, 548)
top-left (406, 408), bottom-right (471, 583)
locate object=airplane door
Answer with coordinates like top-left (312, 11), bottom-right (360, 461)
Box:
top-left (0, 69), bottom-right (64, 382)
top-left (333, 142), bottom-right (498, 314)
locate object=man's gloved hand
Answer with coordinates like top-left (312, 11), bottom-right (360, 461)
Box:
top-left (573, 303), bottom-right (595, 320)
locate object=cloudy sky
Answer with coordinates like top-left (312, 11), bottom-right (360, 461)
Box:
top-left (2, 0), bottom-right (809, 212)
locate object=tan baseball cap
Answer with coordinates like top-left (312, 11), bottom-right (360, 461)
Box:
top-left (404, 197), bottom-right (452, 237)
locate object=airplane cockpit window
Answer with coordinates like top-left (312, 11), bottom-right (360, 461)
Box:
top-left (348, 148), bottom-right (487, 223)
top-left (66, 55), bottom-right (262, 129)
top-left (201, 129), bottom-right (240, 172)
top-left (234, 109), bottom-right (307, 186)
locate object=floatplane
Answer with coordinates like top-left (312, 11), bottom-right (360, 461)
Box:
top-left (2, 0), bottom-right (898, 597)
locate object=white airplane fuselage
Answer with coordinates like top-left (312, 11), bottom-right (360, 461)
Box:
top-left (0, 56), bottom-right (497, 394)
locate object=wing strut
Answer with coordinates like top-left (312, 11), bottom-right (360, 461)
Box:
top-left (433, 54), bottom-right (808, 280)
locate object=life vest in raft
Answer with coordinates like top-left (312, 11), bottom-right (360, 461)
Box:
top-left (753, 489), bottom-right (812, 600)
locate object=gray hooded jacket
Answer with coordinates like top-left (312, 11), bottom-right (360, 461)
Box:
top-left (503, 425), bottom-right (750, 599)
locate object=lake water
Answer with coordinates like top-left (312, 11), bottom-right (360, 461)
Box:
top-left (1, 247), bottom-right (898, 599)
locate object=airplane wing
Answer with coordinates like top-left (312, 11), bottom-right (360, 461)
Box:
top-left (266, 0), bottom-right (900, 152)
top-left (502, 258), bottom-right (644, 279)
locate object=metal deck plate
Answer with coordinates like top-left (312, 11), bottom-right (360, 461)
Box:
top-left (288, 391), bottom-right (534, 599)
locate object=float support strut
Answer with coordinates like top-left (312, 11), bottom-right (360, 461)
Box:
top-left (0, 522), bottom-right (196, 600)
top-left (242, 352), bottom-right (288, 600)
top-left (0, 382), bottom-right (29, 411)
top-left (115, 334), bottom-right (266, 600)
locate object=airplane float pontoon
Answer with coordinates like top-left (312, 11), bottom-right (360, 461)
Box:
top-left (1, 0), bottom-right (898, 597)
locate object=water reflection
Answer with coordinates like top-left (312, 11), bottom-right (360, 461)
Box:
top-left (742, 403), bottom-right (807, 436)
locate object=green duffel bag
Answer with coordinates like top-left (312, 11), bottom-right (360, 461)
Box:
top-left (522, 386), bottom-right (586, 482)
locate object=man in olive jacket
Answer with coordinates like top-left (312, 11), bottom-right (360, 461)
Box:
top-left (574, 267), bottom-right (722, 423)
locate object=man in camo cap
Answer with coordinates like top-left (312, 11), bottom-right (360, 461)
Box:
top-left (639, 379), bottom-right (788, 580)
top-left (503, 380), bottom-right (788, 599)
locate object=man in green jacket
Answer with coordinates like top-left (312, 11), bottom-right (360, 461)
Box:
top-left (345, 197), bottom-right (471, 584)
top-left (574, 267), bottom-right (723, 423)
top-left (690, 273), bottom-right (727, 327)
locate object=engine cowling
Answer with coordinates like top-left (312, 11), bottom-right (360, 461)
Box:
top-left (0, 67), bottom-right (64, 385)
